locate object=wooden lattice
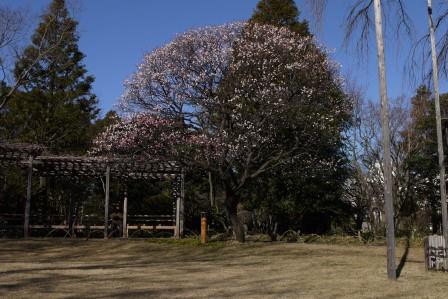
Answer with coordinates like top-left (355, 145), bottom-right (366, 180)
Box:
top-left (0, 143), bottom-right (46, 167)
top-left (0, 143), bottom-right (181, 179)
top-left (0, 143), bottom-right (185, 239)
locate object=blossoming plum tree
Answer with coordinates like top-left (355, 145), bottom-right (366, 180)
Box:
top-left (93, 22), bottom-right (351, 242)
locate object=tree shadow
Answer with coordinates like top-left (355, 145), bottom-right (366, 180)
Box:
top-left (396, 234), bottom-right (410, 278)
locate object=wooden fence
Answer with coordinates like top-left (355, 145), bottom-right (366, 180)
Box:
top-left (0, 213), bottom-right (175, 238)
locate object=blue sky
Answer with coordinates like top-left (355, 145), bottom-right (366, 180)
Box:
top-left (4, 0), bottom-right (441, 117)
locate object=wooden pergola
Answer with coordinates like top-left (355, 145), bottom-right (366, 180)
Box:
top-left (0, 143), bottom-right (185, 239)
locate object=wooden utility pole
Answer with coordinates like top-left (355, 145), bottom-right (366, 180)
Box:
top-left (427, 0), bottom-right (448, 252)
top-left (373, 0), bottom-right (397, 280)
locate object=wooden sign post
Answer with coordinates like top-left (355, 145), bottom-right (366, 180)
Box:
top-left (201, 212), bottom-right (207, 244)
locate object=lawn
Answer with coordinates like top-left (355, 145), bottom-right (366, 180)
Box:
top-left (0, 238), bottom-right (446, 298)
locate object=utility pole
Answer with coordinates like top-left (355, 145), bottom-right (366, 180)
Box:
top-left (373, 0), bottom-right (397, 280)
top-left (427, 0), bottom-right (448, 254)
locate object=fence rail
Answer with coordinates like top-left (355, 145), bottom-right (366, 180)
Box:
top-left (0, 213), bottom-right (175, 238)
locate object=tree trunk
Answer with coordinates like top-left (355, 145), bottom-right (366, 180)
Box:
top-left (226, 194), bottom-right (245, 243)
top-left (230, 212), bottom-right (245, 243)
top-left (208, 171), bottom-right (215, 208)
top-left (355, 209), bottom-right (364, 231)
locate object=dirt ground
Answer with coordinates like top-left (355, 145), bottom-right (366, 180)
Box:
top-left (0, 239), bottom-right (447, 298)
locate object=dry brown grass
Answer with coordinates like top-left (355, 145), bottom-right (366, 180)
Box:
top-left (0, 238), bottom-right (446, 298)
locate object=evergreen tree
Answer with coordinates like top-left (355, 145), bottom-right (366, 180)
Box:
top-left (250, 0), bottom-right (310, 36)
top-left (406, 86), bottom-right (448, 232)
top-left (3, 0), bottom-right (98, 153)
top-left (0, 0), bottom-right (100, 231)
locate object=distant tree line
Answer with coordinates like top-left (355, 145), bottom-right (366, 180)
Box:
top-left (346, 86), bottom-right (448, 237)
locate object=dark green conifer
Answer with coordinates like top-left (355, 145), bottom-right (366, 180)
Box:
top-left (250, 0), bottom-right (310, 36)
top-left (5, 0), bottom-right (98, 153)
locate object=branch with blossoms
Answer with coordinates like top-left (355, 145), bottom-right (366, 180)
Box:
top-left (90, 113), bottom-right (229, 169)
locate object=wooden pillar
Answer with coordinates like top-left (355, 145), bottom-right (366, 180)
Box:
top-left (39, 177), bottom-right (47, 225)
top-left (175, 195), bottom-right (180, 239)
top-left (180, 170), bottom-right (185, 237)
top-left (175, 171), bottom-right (185, 239)
top-left (123, 185), bottom-right (128, 238)
top-left (68, 191), bottom-right (77, 238)
top-left (24, 156), bottom-right (33, 238)
top-left (104, 166), bottom-right (110, 239)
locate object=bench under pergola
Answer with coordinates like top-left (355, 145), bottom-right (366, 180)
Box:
top-left (0, 143), bottom-right (185, 239)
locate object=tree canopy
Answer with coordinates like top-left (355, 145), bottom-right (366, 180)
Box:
top-left (94, 22), bottom-right (351, 241)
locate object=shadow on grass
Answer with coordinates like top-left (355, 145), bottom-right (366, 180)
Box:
top-left (396, 236), bottom-right (410, 278)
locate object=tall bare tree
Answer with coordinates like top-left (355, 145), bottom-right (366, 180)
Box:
top-left (0, 6), bottom-right (25, 109)
top-left (345, 84), bottom-right (419, 237)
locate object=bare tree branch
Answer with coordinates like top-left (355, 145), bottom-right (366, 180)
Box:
top-left (304, 0), bottom-right (327, 32)
top-left (0, 8), bottom-right (72, 110)
top-left (306, 0), bottom-right (414, 60)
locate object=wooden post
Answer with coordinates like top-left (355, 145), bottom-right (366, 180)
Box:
top-left (201, 212), bottom-right (207, 244)
top-left (424, 236), bottom-right (429, 271)
top-left (175, 171), bottom-right (185, 239)
top-left (24, 156), bottom-right (33, 238)
top-left (38, 176), bottom-right (46, 224)
top-left (427, 0), bottom-right (448, 262)
top-left (373, 0), bottom-right (396, 280)
top-left (180, 170), bottom-right (184, 237)
top-left (68, 193), bottom-right (75, 238)
top-left (175, 191), bottom-right (181, 239)
top-left (104, 165), bottom-right (110, 239)
top-left (123, 186), bottom-right (128, 239)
